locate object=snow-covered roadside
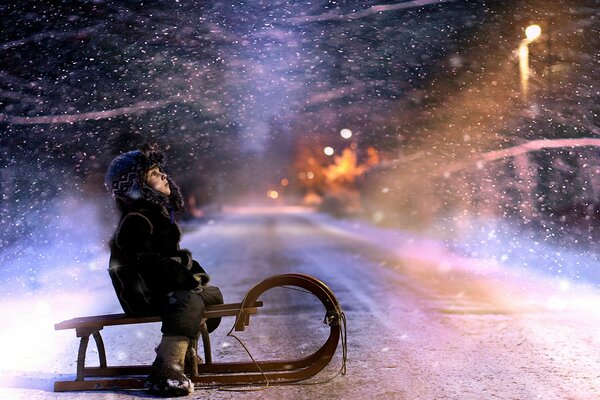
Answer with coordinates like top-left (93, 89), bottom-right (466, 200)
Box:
top-left (302, 211), bottom-right (600, 399)
top-left (0, 197), bottom-right (121, 396)
top-left (310, 212), bottom-right (600, 314)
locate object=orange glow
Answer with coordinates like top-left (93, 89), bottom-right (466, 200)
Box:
top-left (324, 148), bottom-right (365, 185)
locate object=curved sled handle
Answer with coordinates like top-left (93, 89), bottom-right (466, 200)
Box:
top-left (234, 273), bottom-right (341, 332)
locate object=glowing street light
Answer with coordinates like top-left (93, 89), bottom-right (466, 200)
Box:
top-left (519, 24), bottom-right (542, 102)
top-left (324, 146), bottom-right (334, 156)
top-left (525, 24), bottom-right (541, 41)
top-left (340, 128), bottom-right (353, 139)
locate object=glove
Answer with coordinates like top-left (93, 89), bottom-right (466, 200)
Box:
top-left (177, 249), bottom-right (193, 269)
top-left (194, 272), bottom-right (210, 286)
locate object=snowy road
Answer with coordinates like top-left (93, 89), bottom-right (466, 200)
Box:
top-left (1, 207), bottom-right (599, 399)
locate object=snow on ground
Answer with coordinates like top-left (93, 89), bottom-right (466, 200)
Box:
top-left (314, 212), bottom-right (600, 314)
top-left (0, 205), bottom-right (598, 399)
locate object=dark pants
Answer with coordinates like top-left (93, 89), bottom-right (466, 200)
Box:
top-left (160, 286), bottom-right (224, 339)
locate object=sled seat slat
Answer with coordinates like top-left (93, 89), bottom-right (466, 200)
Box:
top-left (55, 301), bottom-right (263, 330)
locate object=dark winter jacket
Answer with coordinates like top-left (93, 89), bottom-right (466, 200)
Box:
top-left (108, 198), bottom-right (210, 316)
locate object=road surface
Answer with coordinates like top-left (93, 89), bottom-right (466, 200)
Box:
top-left (1, 207), bottom-right (599, 399)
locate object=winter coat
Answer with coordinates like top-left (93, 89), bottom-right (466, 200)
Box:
top-left (108, 198), bottom-right (209, 316)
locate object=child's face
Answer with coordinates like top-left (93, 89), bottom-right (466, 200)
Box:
top-left (145, 166), bottom-right (171, 196)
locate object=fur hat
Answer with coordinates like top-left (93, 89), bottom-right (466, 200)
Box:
top-left (105, 145), bottom-right (185, 213)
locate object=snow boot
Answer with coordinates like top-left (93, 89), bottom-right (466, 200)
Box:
top-left (184, 336), bottom-right (201, 378)
top-left (146, 335), bottom-right (194, 397)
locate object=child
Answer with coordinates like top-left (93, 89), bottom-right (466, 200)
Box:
top-left (104, 144), bottom-right (222, 397)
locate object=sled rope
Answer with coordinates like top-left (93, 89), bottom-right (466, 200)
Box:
top-left (216, 287), bottom-right (271, 392)
top-left (219, 329), bottom-right (270, 392)
top-left (280, 285), bottom-right (348, 385)
top-left (217, 284), bottom-right (347, 392)
top-left (282, 286), bottom-right (347, 387)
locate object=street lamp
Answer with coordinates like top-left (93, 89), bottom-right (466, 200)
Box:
top-left (340, 127), bottom-right (358, 152)
top-left (525, 24), bottom-right (541, 41)
top-left (519, 24), bottom-right (542, 102)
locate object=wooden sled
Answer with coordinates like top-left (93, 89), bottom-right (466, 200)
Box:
top-left (54, 273), bottom-right (344, 392)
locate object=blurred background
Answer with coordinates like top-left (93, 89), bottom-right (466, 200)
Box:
top-left (1, 0), bottom-right (599, 288)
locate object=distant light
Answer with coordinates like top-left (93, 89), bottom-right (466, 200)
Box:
top-left (324, 146), bottom-right (334, 156)
top-left (267, 190), bottom-right (279, 199)
top-left (340, 128), bottom-right (353, 139)
top-left (525, 24), bottom-right (541, 41)
top-left (280, 178), bottom-right (289, 186)
top-left (306, 171), bottom-right (315, 179)
top-left (372, 211), bottom-right (384, 223)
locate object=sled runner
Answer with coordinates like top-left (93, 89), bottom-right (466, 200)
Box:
top-left (54, 273), bottom-right (345, 392)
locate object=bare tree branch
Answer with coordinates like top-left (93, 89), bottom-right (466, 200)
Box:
top-left (0, 96), bottom-right (186, 125)
top-left (0, 71), bottom-right (29, 86)
top-left (0, 89), bottom-right (41, 104)
top-left (551, 113), bottom-right (600, 136)
top-left (203, 21), bottom-right (242, 43)
top-left (302, 82), bottom-right (367, 107)
top-left (0, 24), bottom-right (104, 52)
top-left (443, 138), bottom-right (600, 176)
top-left (287, 0), bottom-right (454, 24)
top-left (0, 70), bottom-right (51, 93)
